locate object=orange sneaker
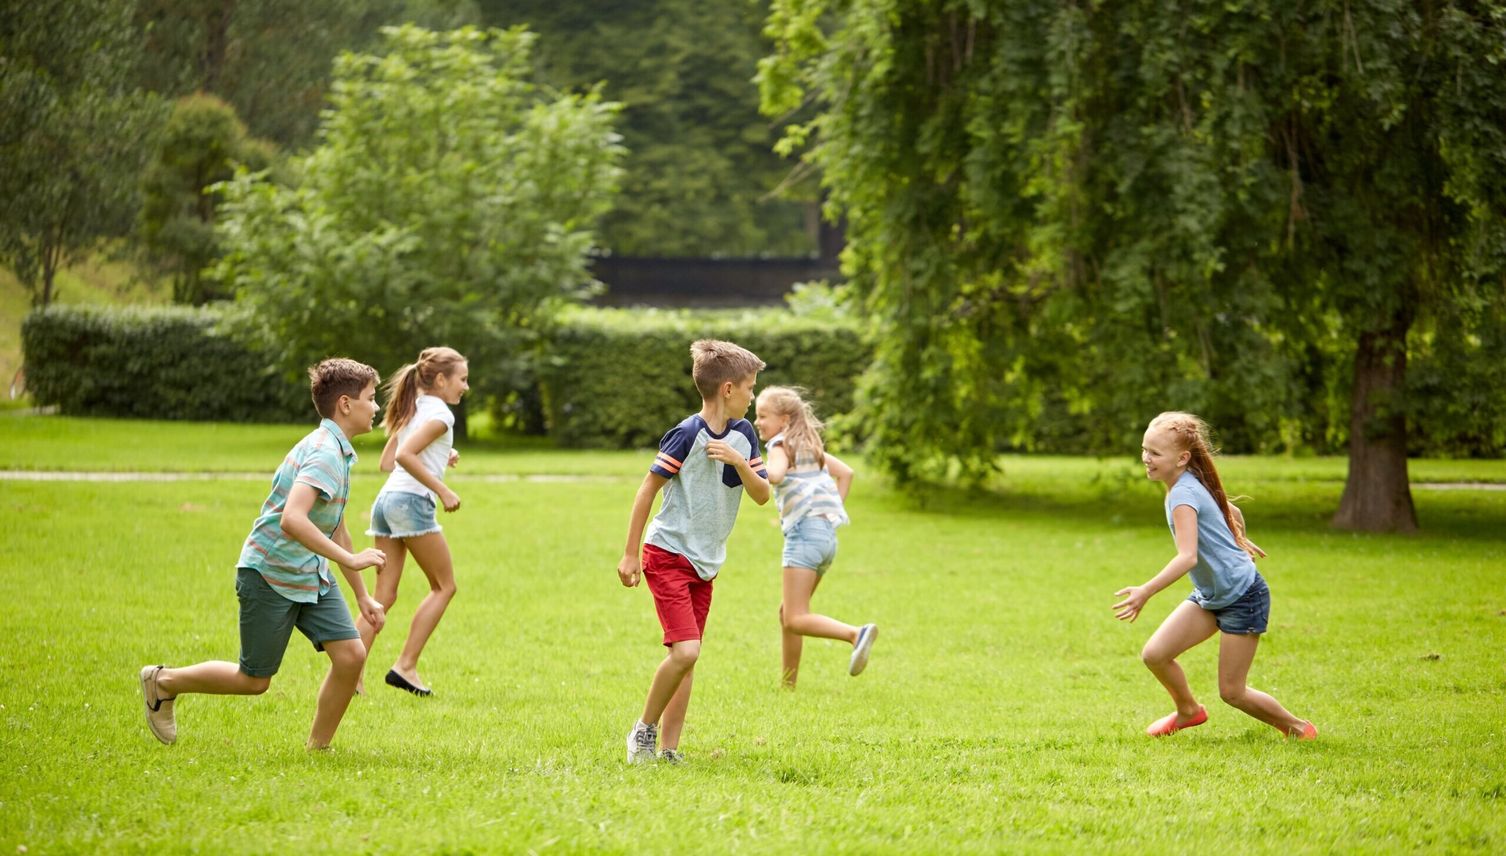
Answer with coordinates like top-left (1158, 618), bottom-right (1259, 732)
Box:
top-left (1287, 720), bottom-right (1318, 740)
top-left (1146, 705), bottom-right (1208, 737)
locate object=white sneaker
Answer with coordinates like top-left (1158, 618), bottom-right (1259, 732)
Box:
top-left (626, 721), bottom-right (658, 764)
top-left (849, 624), bottom-right (878, 676)
top-left (139, 665), bottom-right (177, 744)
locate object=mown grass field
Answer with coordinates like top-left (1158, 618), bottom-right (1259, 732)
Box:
top-left (1, 414), bottom-right (1502, 853)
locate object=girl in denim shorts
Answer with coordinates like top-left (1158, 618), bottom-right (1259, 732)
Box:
top-left (1114, 411), bottom-right (1317, 740)
top-left (356, 347), bottom-right (469, 698)
top-left (753, 386), bottom-right (877, 687)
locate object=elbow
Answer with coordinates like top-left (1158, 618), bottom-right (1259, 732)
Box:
top-left (379, 461), bottom-right (396, 473)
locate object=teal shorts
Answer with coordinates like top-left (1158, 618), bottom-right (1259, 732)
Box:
top-left (235, 567), bottom-right (359, 678)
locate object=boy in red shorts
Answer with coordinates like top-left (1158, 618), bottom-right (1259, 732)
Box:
top-left (616, 340), bottom-right (771, 763)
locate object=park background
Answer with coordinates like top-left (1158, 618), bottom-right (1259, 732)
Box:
top-left (2, 0), bottom-right (1504, 852)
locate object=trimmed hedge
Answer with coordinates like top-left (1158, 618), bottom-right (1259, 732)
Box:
top-left (22, 305), bottom-right (308, 422)
top-left (538, 307), bottom-right (870, 448)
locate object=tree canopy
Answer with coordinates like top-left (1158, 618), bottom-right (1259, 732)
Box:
top-left (760, 0), bottom-right (1506, 530)
top-left (212, 25), bottom-right (623, 397)
top-left (479, 0), bottom-right (814, 256)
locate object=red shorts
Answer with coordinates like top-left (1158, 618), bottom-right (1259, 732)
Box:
top-left (642, 543), bottom-right (713, 646)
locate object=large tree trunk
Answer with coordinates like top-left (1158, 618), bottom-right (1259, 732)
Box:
top-left (1332, 311), bottom-right (1418, 532)
top-left (201, 1), bottom-right (235, 93)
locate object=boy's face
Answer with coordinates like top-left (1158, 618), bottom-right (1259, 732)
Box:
top-left (727, 374), bottom-right (757, 417)
top-left (343, 381), bottom-right (381, 436)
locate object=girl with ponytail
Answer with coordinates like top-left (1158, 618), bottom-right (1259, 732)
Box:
top-left (1114, 411), bottom-right (1316, 739)
top-left (753, 386), bottom-right (877, 687)
top-left (357, 346), bottom-right (469, 697)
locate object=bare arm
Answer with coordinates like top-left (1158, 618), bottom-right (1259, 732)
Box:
top-left (765, 444), bottom-right (790, 485)
top-left (617, 472), bottom-right (669, 587)
top-left (378, 431), bottom-right (400, 473)
top-left (331, 518), bottom-right (385, 630)
top-left (393, 420), bottom-right (461, 511)
top-left (824, 452), bottom-right (854, 501)
top-left (705, 439), bottom-right (771, 506)
top-left (1113, 504), bottom-right (1199, 622)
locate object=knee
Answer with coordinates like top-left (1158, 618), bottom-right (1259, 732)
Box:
top-left (778, 604), bottom-right (792, 630)
top-left (246, 676), bottom-right (272, 696)
top-left (1139, 645), bottom-right (1168, 669)
top-left (1219, 683), bottom-right (1246, 706)
top-left (330, 642), bottom-right (367, 674)
top-left (669, 641), bottom-right (700, 669)
top-left (438, 579), bottom-right (457, 600)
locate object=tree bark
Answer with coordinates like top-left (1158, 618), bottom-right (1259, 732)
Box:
top-left (1332, 310), bottom-right (1418, 532)
top-left (202, 0), bottom-right (235, 93)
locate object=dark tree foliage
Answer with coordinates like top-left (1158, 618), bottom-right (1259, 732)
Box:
top-left (478, 0), bottom-right (814, 256)
top-left (762, 1), bottom-right (1506, 531)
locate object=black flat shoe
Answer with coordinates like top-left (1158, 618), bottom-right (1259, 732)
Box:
top-left (384, 669), bottom-right (432, 697)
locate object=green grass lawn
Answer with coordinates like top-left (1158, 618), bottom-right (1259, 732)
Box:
top-left (1, 414), bottom-right (1503, 853)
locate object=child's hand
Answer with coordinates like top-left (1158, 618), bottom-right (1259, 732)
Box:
top-left (704, 439), bottom-right (741, 466)
top-left (617, 553), bottom-right (641, 587)
top-left (438, 486), bottom-right (461, 512)
top-left (1113, 586), bottom-right (1150, 622)
top-left (447, 449), bottom-right (460, 469)
top-left (348, 547), bottom-right (387, 571)
top-left (357, 596), bottom-right (386, 631)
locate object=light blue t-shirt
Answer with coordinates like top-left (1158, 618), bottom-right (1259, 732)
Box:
top-left (1165, 470), bottom-right (1257, 609)
top-left (644, 414), bottom-right (767, 581)
top-left (768, 432), bottom-right (849, 535)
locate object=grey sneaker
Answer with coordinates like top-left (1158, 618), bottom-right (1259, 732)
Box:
top-left (659, 748), bottom-right (685, 765)
top-left (849, 624), bottom-right (878, 676)
top-left (139, 665), bottom-right (177, 744)
top-left (626, 721), bottom-right (658, 764)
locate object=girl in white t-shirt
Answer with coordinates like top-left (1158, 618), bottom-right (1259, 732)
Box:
top-left (357, 346), bottom-right (468, 697)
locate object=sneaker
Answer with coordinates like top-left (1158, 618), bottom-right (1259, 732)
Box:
top-left (626, 721), bottom-right (658, 764)
top-left (139, 665), bottom-right (177, 745)
top-left (849, 623), bottom-right (878, 676)
top-left (1145, 705), bottom-right (1208, 737)
top-left (659, 748), bottom-right (685, 765)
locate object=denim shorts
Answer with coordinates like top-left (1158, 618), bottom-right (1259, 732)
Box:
top-left (1189, 573), bottom-right (1271, 635)
top-left (235, 568), bottom-right (359, 678)
top-left (367, 490), bottom-right (442, 539)
top-left (782, 516), bottom-right (839, 577)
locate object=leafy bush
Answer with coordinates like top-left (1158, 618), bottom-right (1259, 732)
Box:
top-left (22, 305), bottom-right (307, 422)
top-left (538, 306), bottom-right (869, 448)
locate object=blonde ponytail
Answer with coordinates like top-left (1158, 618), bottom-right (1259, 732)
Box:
top-left (382, 346), bottom-right (466, 434)
top-left (1149, 411), bottom-right (1260, 560)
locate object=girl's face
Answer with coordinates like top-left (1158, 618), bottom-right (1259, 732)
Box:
top-left (434, 362), bottom-right (470, 405)
top-left (753, 396), bottom-right (788, 442)
top-left (1141, 425), bottom-right (1189, 485)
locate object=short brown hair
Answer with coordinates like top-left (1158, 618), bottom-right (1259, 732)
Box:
top-left (309, 358), bottom-right (379, 418)
top-left (690, 339), bottom-right (764, 399)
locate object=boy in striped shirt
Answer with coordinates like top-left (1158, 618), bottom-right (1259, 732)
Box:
top-left (139, 358), bottom-right (389, 749)
top-left (618, 340), bottom-right (771, 763)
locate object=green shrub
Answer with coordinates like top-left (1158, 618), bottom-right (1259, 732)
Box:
top-left (539, 306), bottom-right (870, 448)
top-left (22, 305), bottom-right (308, 422)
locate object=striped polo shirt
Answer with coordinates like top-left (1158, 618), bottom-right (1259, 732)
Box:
top-left (237, 419), bottom-right (356, 603)
top-left (767, 432), bottom-right (849, 534)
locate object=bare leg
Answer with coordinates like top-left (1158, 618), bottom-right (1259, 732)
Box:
top-left (1217, 633), bottom-right (1309, 733)
top-left (355, 536), bottom-right (406, 694)
top-left (308, 638), bottom-right (366, 749)
top-left (780, 567), bottom-right (856, 687)
top-left (658, 669), bottom-right (695, 750)
top-left (390, 532), bottom-right (457, 690)
top-left (156, 661), bottom-right (271, 697)
top-left (640, 640), bottom-right (699, 727)
top-left (1140, 600), bottom-right (1219, 721)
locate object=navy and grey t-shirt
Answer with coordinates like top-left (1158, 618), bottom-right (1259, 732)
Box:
top-left (644, 414), bottom-right (766, 580)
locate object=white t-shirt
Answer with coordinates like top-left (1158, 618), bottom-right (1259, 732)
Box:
top-left (379, 394), bottom-right (455, 500)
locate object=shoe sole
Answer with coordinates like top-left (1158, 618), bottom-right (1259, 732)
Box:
top-left (849, 625), bottom-right (878, 676)
top-left (139, 665), bottom-right (176, 745)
